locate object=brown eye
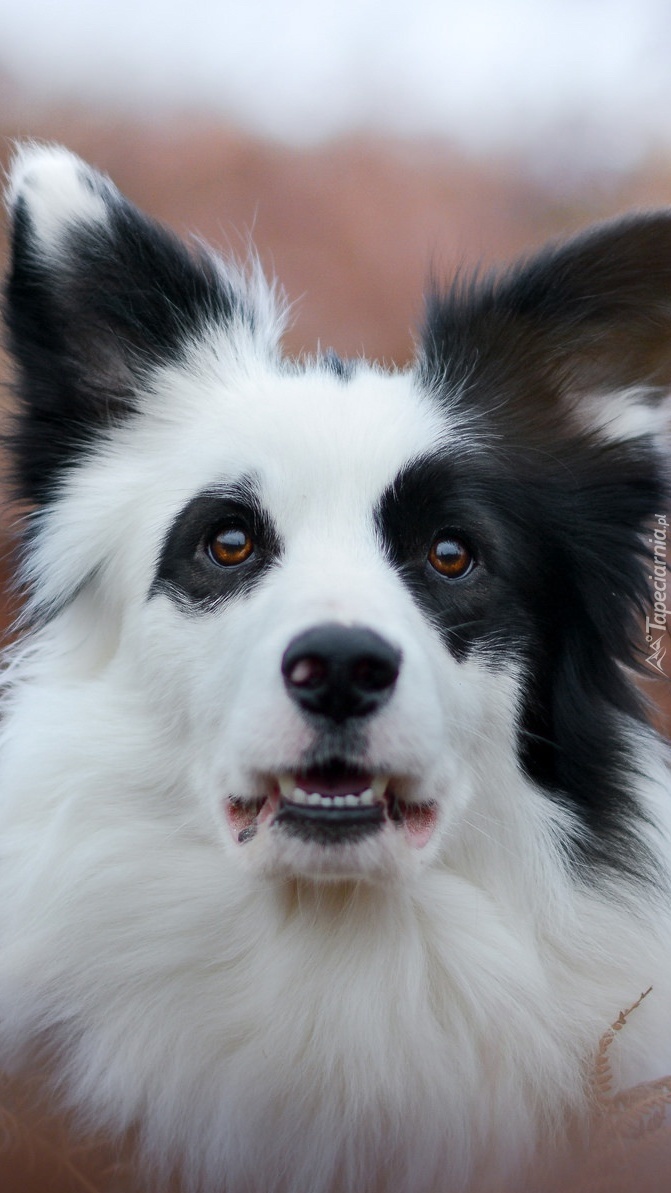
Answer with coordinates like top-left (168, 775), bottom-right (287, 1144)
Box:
top-left (207, 525), bottom-right (254, 567)
top-left (428, 534), bottom-right (474, 579)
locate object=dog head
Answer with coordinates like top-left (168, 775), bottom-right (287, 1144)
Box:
top-left (4, 146), bottom-right (670, 886)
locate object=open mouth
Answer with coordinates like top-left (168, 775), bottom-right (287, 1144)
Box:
top-left (225, 764), bottom-right (438, 849)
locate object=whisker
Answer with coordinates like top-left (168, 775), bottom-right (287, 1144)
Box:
top-left (461, 816), bottom-right (521, 860)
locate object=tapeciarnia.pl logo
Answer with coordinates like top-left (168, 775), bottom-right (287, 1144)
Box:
top-left (645, 514), bottom-right (669, 675)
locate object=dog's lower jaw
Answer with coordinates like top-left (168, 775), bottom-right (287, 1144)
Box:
top-left (222, 770), bottom-right (440, 879)
top-left (255, 825), bottom-right (424, 883)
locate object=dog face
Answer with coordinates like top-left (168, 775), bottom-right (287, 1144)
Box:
top-left (4, 147), bottom-right (671, 888)
top-left (137, 363), bottom-right (530, 883)
top-left (8, 282), bottom-right (514, 884)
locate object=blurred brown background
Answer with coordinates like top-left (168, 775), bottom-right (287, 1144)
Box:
top-left (1, 82), bottom-right (671, 1190)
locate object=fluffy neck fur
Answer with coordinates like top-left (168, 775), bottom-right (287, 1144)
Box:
top-left (0, 615), bottom-right (670, 1193)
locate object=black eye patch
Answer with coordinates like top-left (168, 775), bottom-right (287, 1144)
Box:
top-left (150, 483), bottom-right (281, 611)
top-left (374, 453), bottom-right (541, 662)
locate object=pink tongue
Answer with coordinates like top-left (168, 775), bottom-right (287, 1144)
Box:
top-left (293, 770), bottom-right (372, 798)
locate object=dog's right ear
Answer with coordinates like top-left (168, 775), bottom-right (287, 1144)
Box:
top-left (4, 145), bottom-right (279, 506)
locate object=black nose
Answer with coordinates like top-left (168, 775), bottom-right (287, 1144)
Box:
top-left (281, 623), bottom-right (401, 723)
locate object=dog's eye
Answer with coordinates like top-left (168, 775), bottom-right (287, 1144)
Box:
top-left (428, 534), bottom-right (474, 579)
top-left (207, 525), bottom-right (254, 567)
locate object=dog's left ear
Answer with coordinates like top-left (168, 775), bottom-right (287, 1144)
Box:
top-left (4, 144), bottom-right (279, 506)
top-left (423, 213), bottom-right (671, 444)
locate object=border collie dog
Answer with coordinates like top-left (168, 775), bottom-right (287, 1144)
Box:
top-left (0, 146), bottom-right (670, 1193)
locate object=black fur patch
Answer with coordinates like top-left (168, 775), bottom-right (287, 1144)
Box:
top-left (378, 438), bottom-right (667, 882)
top-left (413, 214), bottom-right (671, 884)
top-left (421, 212), bottom-right (671, 432)
top-left (4, 191), bottom-right (247, 507)
top-left (150, 480), bottom-right (282, 610)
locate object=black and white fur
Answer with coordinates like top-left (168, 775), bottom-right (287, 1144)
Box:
top-left (0, 145), bottom-right (670, 1192)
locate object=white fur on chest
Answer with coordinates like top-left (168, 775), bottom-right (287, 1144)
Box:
top-left (0, 674), bottom-right (669, 1193)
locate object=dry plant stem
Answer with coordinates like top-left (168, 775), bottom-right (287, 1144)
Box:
top-left (593, 986), bottom-right (653, 1106)
top-left (592, 985), bottom-right (671, 1140)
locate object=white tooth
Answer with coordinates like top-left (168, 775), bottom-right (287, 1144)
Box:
top-left (278, 775), bottom-right (296, 800)
top-left (360, 787), bottom-right (374, 806)
top-left (319, 795), bottom-right (331, 807)
top-left (344, 794), bottom-right (358, 807)
top-left (308, 793), bottom-right (322, 806)
top-left (333, 796), bottom-right (346, 807)
top-left (371, 776), bottom-right (389, 801)
top-left (292, 787), bottom-right (308, 805)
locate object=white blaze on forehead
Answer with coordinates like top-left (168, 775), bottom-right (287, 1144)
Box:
top-left (139, 357), bottom-right (452, 532)
top-left (7, 144), bottom-right (111, 255)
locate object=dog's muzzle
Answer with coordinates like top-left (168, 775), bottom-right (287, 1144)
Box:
top-left (224, 623), bottom-right (438, 853)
